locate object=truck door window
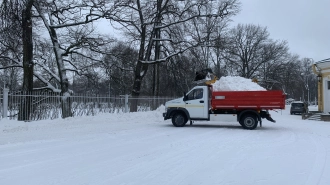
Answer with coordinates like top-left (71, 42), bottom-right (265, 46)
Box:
top-left (187, 89), bottom-right (203, 100)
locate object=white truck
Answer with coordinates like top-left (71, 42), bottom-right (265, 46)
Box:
top-left (163, 84), bottom-right (285, 130)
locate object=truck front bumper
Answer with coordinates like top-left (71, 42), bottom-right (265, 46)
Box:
top-left (163, 112), bottom-right (169, 120)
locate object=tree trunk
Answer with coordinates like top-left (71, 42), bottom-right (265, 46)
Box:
top-left (131, 61), bottom-right (148, 112)
top-left (154, 0), bottom-right (161, 98)
top-left (130, 0), bottom-right (163, 112)
top-left (61, 92), bottom-right (72, 118)
top-left (18, 0), bottom-right (34, 121)
top-left (130, 19), bottom-right (151, 112)
top-left (49, 26), bottom-right (72, 118)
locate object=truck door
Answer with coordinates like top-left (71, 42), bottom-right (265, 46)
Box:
top-left (184, 87), bottom-right (208, 119)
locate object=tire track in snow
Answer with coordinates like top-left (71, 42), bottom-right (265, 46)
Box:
top-left (174, 126), bottom-right (298, 185)
top-left (0, 125), bottom-right (227, 184)
top-left (175, 137), bottom-right (252, 185)
top-left (97, 128), bottom-right (252, 185)
top-left (110, 129), bottom-right (252, 185)
top-left (249, 126), bottom-right (297, 148)
top-left (3, 118), bottom-right (322, 185)
top-left (304, 135), bottom-right (327, 185)
top-left (67, 124), bottom-right (292, 185)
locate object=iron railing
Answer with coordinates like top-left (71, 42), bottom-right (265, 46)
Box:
top-left (0, 90), bottom-right (176, 121)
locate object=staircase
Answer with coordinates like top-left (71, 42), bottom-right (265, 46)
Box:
top-left (306, 113), bottom-right (322, 121)
top-left (302, 111), bottom-right (323, 121)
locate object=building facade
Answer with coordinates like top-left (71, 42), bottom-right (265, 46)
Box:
top-left (313, 58), bottom-right (330, 114)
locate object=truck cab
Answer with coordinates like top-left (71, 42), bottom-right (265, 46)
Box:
top-left (163, 86), bottom-right (210, 126)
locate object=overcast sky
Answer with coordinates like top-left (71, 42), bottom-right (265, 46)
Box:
top-left (231, 0), bottom-right (330, 62)
top-left (98, 0), bottom-right (329, 62)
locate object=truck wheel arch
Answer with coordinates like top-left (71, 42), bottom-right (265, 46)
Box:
top-left (168, 107), bottom-right (191, 120)
top-left (237, 110), bottom-right (261, 124)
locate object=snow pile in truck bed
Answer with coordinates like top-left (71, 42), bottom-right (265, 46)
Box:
top-left (212, 76), bottom-right (266, 91)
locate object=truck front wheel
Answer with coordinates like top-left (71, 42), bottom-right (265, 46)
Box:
top-left (172, 112), bottom-right (187, 127)
top-left (240, 114), bottom-right (258, 130)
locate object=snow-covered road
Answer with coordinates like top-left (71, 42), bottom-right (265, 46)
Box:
top-left (1, 106), bottom-right (330, 185)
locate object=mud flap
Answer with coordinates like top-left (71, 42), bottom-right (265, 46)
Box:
top-left (260, 111), bottom-right (276, 123)
top-left (266, 115), bottom-right (276, 123)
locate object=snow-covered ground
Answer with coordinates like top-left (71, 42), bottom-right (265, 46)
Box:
top-left (1, 105), bottom-right (330, 185)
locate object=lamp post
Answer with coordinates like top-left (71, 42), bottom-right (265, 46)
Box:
top-left (306, 83), bottom-right (309, 105)
top-left (317, 74), bottom-right (322, 111)
top-left (302, 73), bottom-right (318, 105)
top-left (300, 73), bottom-right (313, 105)
top-left (317, 74), bottom-right (322, 82)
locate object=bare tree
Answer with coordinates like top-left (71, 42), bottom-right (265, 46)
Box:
top-left (34, 0), bottom-right (112, 118)
top-left (101, 42), bottom-right (137, 96)
top-left (297, 58), bottom-right (316, 103)
top-left (106, 0), bottom-right (240, 111)
top-left (0, 0), bottom-right (34, 92)
top-left (223, 24), bottom-right (289, 80)
top-left (0, 0), bottom-right (37, 120)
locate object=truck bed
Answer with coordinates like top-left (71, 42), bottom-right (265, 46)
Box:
top-left (211, 90), bottom-right (285, 111)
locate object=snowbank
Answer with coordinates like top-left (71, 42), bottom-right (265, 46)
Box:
top-left (212, 76), bottom-right (266, 91)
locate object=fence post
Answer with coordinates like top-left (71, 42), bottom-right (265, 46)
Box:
top-left (125, 94), bottom-right (129, 113)
top-left (2, 87), bottom-right (9, 119)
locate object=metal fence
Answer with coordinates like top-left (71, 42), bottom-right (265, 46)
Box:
top-left (0, 90), bottom-right (176, 121)
top-left (0, 89), bottom-right (3, 119)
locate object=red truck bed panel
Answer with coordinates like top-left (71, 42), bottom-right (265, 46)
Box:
top-left (211, 90), bottom-right (285, 110)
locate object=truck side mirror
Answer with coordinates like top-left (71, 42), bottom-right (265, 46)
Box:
top-left (183, 92), bottom-right (187, 101)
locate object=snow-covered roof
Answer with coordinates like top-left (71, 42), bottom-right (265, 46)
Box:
top-left (315, 58), bottom-right (330, 72)
top-left (316, 58), bottom-right (330, 64)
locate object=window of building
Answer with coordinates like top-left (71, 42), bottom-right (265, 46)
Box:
top-left (328, 81), bottom-right (330, 90)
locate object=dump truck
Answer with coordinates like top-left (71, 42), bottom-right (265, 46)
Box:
top-left (163, 70), bottom-right (286, 130)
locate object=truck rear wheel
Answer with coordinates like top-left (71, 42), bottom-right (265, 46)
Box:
top-left (172, 112), bottom-right (187, 127)
top-left (240, 114), bottom-right (258, 130)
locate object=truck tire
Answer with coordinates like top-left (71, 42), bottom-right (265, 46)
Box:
top-left (172, 112), bottom-right (187, 127)
top-left (240, 114), bottom-right (258, 130)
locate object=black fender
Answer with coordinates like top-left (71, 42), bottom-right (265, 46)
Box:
top-left (164, 107), bottom-right (190, 120)
top-left (237, 110), bottom-right (261, 123)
